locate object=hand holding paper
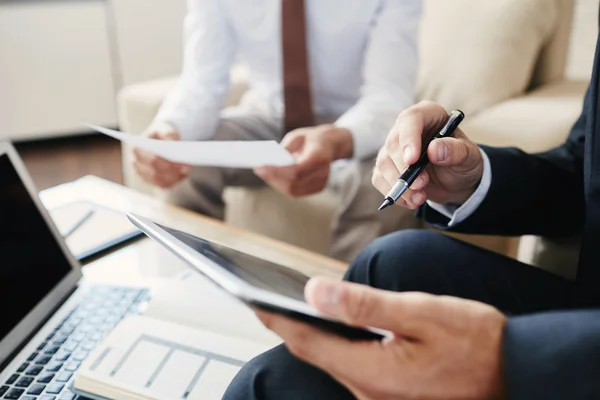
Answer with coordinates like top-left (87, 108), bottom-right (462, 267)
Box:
top-left (254, 125), bottom-right (354, 197)
top-left (86, 124), bottom-right (295, 169)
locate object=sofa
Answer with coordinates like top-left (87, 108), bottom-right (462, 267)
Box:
top-left (118, 0), bottom-right (588, 278)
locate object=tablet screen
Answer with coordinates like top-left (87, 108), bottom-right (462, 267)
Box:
top-left (158, 224), bottom-right (309, 301)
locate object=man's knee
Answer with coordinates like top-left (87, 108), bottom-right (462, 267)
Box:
top-left (224, 345), bottom-right (353, 400)
top-left (223, 352), bottom-right (264, 399)
top-left (224, 346), bottom-right (303, 400)
top-left (344, 229), bottom-right (466, 293)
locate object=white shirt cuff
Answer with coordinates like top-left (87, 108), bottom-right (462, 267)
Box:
top-left (426, 148), bottom-right (491, 227)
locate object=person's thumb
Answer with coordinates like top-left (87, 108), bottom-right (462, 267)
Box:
top-left (145, 131), bottom-right (161, 140)
top-left (161, 130), bottom-right (180, 141)
top-left (281, 132), bottom-right (305, 155)
top-left (427, 137), bottom-right (479, 171)
top-left (305, 277), bottom-right (426, 337)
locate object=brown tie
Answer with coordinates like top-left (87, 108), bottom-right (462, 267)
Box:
top-left (281, 0), bottom-right (315, 133)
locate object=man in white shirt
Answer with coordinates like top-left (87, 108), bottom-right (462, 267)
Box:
top-left (132, 0), bottom-right (423, 262)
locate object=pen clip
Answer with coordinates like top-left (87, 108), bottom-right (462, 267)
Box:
top-left (437, 110), bottom-right (465, 138)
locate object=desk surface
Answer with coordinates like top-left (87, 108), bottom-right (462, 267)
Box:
top-left (40, 175), bottom-right (347, 285)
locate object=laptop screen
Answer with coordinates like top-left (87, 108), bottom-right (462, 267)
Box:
top-left (0, 154), bottom-right (73, 343)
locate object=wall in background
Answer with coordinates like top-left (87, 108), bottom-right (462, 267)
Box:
top-left (566, 0), bottom-right (599, 80)
top-left (0, 1), bottom-right (117, 141)
top-left (0, 0), bottom-right (187, 142)
top-left (109, 0), bottom-right (186, 87)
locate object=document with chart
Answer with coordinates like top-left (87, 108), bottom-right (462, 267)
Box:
top-left (72, 272), bottom-right (282, 400)
top-left (72, 316), bottom-right (272, 400)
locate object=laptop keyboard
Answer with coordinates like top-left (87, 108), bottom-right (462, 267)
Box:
top-left (1, 286), bottom-right (149, 400)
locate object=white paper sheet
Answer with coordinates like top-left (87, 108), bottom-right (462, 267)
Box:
top-left (144, 270), bottom-right (282, 348)
top-left (86, 124), bottom-right (295, 168)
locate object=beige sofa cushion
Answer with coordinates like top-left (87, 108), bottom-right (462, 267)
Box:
top-left (463, 80), bottom-right (588, 152)
top-left (417, 0), bottom-right (559, 115)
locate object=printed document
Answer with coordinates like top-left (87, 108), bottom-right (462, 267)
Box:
top-left (86, 124), bottom-right (295, 168)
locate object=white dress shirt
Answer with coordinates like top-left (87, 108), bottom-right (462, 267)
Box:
top-left (427, 148), bottom-right (492, 226)
top-left (154, 0), bottom-right (422, 159)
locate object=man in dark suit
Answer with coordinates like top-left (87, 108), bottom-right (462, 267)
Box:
top-left (223, 22), bottom-right (600, 400)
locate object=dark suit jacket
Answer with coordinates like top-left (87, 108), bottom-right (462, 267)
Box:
top-left (417, 25), bottom-right (600, 400)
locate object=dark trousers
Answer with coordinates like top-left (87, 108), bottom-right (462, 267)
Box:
top-left (223, 230), bottom-right (574, 399)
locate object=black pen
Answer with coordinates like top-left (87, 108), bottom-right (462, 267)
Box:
top-left (378, 110), bottom-right (465, 211)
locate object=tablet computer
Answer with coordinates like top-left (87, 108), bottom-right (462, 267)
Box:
top-left (50, 201), bottom-right (144, 262)
top-left (127, 213), bottom-right (387, 341)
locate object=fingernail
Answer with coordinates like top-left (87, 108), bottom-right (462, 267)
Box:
top-left (412, 192), bottom-right (425, 204)
top-left (437, 142), bottom-right (449, 162)
top-left (308, 279), bottom-right (341, 314)
top-left (403, 146), bottom-right (413, 161)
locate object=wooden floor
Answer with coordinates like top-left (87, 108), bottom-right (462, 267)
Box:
top-left (14, 134), bottom-right (123, 191)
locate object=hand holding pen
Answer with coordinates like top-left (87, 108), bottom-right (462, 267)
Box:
top-left (372, 102), bottom-right (485, 210)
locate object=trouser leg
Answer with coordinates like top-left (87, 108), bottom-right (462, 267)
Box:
top-left (328, 158), bottom-right (423, 262)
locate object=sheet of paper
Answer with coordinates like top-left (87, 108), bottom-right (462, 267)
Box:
top-left (144, 270), bottom-right (282, 348)
top-left (85, 124), bottom-right (295, 168)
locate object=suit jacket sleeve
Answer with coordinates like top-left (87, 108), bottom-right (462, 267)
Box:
top-left (418, 84), bottom-right (590, 237)
top-left (503, 310), bottom-right (600, 399)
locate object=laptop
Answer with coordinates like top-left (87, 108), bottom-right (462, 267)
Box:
top-left (0, 142), bottom-right (149, 400)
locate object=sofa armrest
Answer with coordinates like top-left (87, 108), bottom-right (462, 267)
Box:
top-left (116, 64), bottom-right (250, 193)
top-left (462, 79), bottom-right (587, 276)
top-left (463, 79), bottom-right (588, 152)
top-left (517, 235), bottom-right (580, 280)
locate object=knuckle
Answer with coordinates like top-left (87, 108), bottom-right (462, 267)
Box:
top-left (384, 131), bottom-right (399, 148)
top-left (149, 156), bottom-right (160, 168)
top-left (371, 174), bottom-right (378, 188)
top-left (454, 142), bottom-right (469, 164)
top-left (417, 99), bottom-right (435, 108)
top-left (402, 199), bottom-right (417, 210)
top-left (285, 184), bottom-right (296, 196)
top-left (408, 292), bottom-right (436, 311)
top-left (260, 315), bottom-right (274, 330)
top-left (148, 171), bottom-right (160, 183)
top-left (286, 333), bottom-right (311, 360)
top-left (371, 171), bottom-right (384, 188)
top-left (400, 105), bottom-right (419, 119)
top-left (374, 155), bottom-right (386, 169)
top-left (345, 289), bottom-right (373, 323)
top-left (398, 198), bottom-right (412, 209)
top-left (162, 177), bottom-right (176, 188)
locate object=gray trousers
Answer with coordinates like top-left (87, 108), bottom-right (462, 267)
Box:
top-left (163, 106), bottom-right (421, 262)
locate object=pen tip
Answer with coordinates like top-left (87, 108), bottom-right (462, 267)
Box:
top-left (378, 199), bottom-right (392, 211)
